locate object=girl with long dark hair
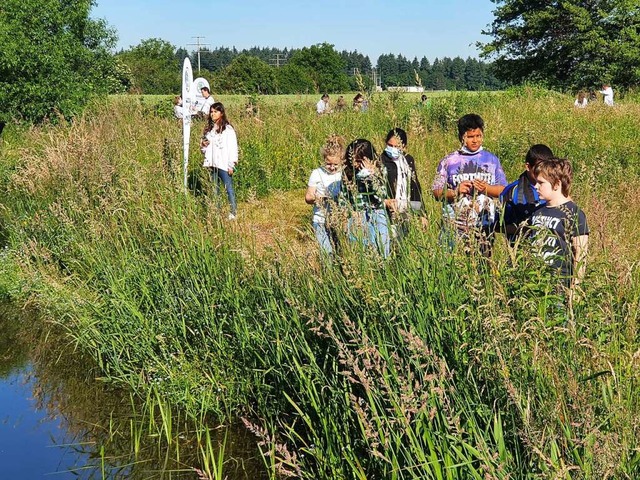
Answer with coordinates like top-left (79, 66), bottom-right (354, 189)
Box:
top-left (201, 102), bottom-right (238, 219)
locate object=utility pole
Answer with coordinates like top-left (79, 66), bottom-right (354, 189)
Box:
top-left (188, 36), bottom-right (210, 72)
top-left (270, 53), bottom-right (286, 67)
top-left (371, 68), bottom-right (379, 90)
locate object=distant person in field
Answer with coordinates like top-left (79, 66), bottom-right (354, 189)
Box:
top-left (529, 157), bottom-right (589, 299)
top-left (499, 144), bottom-right (554, 245)
top-left (305, 135), bottom-right (345, 256)
top-left (352, 93), bottom-right (368, 112)
top-left (201, 102), bottom-right (238, 220)
top-left (197, 87), bottom-right (215, 118)
top-left (352, 93), bottom-right (363, 110)
top-left (599, 84), bottom-right (614, 106)
top-left (420, 94), bottom-right (431, 108)
top-left (380, 128), bottom-right (423, 240)
top-left (244, 100), bottom-right (257, 117)
top-left (341, 139), bottom-right (390, 258)
top-left (316, 94), bottom-right (330, 114)
top-left (574, 91), bottom-right (588, 108)
top-left (335, 95), bottom-right (346, 112)
top-left (432, 113), bottom-right (507, 255)
top-left (173, 95), bottom-right (184, 119)
top-left (242, 98), bottom-right (264, 125)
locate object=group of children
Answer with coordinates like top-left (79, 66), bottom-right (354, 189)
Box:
top-left (306, 113), bottom-right (589, 298)
top-left (305, 128), bottom-right (423, 260)
top-left (574, 84), bottom-right (614, 108)
top-left (317, 93), bottom-right (369, 114)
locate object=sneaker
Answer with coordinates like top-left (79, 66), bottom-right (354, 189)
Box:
top-left (228, 213), bottom-right (236, 220)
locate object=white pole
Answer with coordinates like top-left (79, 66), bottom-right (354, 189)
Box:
top-left (182, 58), bottom-right (193, 191)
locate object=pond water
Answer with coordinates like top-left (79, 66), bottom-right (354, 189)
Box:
top-left (0, 304), bottom-right (265, 479)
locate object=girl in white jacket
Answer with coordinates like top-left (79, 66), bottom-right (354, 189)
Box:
top-left (201, 102), bottom-right (239, 219)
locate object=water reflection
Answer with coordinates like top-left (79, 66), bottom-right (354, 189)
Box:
top-left (0, 304), bottom-right (266, 479)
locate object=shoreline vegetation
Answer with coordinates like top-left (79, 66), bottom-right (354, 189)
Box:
top-left (1, 88), bottom-right (639, 478)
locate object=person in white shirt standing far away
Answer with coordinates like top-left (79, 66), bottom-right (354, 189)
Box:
top-left (316, 94), bottom-right (330, 114)
top-left (599, 84), bottom-right (614, 106)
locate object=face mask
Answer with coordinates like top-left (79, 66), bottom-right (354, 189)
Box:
top-left (385, 146), bottom-right (400, 159)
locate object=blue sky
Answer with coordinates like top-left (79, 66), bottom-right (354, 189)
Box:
top-left (92, 0), bottom-right (497, 62)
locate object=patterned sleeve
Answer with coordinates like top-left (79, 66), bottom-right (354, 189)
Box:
top-left (493, 154), bottom-right (508, 186)
top-left (431, 156), bottom-right (449, 191)
top-left (226, 126), bottom-right (239, 169)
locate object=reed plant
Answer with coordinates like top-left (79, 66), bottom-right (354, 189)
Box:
top-left (0, 88), bottom-right (639, 478)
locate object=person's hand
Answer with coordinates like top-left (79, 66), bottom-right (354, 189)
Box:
top-left (457, 180), bottom-right (473, 195)
top-left (360, 157), bottom-right (375, 172)
top-left (385, 199), bottom-right (398, 213)
top-left (228, 167), bottom-right (234, 175)
top-left (473, 179), bottom-right (489, 194)
top-left (315, 193), bottom-right (328, 204)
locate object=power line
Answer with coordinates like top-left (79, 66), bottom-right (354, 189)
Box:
top-left (269, 53), bottom-right (287, 67)
top-left (187, 36), bottom-right (210, 72)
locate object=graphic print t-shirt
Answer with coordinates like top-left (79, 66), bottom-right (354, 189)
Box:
top-left (528, 201), bottom-right (589, 278)
top-left (431, 149), bottom-right (507, 231)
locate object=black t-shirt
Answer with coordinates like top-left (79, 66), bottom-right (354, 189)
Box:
top-left (528, 201), bottom-right (589, 279)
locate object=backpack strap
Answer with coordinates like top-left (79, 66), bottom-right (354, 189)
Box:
top-left (520, 176), bottom-right (538, 205)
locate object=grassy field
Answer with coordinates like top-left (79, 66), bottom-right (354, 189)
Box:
top-left (1, 87), bottom-right (639, 479)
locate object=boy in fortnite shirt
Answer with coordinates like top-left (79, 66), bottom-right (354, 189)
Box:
top-left (432, 113), bottom-right (507, 254)
top-left (529, 157), bottom-right (589, 295)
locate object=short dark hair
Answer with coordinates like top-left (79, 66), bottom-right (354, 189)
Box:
top-left (457, 114), bottom-right (484, 142)
top-left (385, 128), bottom-right (408, 147)
top-left (201, 86), bottom-right (210, 94)
top-left (525, 144), bottom-right (554, 166)
top-left (321, 93), bottom-right (329, 100)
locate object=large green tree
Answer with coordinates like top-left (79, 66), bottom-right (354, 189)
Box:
top-left (288, 43), bottom-right (349, 93)
top-left (116, 38), bottom-right (180, 94)
top-left (480, 0), bottom-right (640, 90)
top-left (214, 55), bottom-right (276, 94)
top-left (275, 64), bottom-right (315, 94)
top-left (0, 0), bottom-right (117, 122)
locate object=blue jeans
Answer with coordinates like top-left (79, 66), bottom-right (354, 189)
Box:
top-left (210, 167), bottom-right (237, 215)
top-left (313, 222), bottom-right (337, 256)
top-left (348, 208), bottom-right (390, 258)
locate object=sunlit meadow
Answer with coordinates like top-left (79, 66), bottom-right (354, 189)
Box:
top-left (0, 87), bottom-right (639, 479)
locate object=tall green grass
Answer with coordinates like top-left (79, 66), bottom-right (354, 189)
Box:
top-left (0, 88), bottom-right (639, 478)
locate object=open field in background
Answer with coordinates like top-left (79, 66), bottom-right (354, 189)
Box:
top-left (1, 87), bottom-right (639, 479)
top-left (111, 90), bottom-right (460, 107)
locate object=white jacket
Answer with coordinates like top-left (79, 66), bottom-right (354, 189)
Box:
top-left (600, 87), bottom-right (614, 106)
top-left (202, 125), bottom-right (238, 171)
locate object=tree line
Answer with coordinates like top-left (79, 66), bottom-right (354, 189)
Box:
top-left (1, 0), bottom-right (638, 123)
top-left (114, 41), bottom-right (505, 95)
